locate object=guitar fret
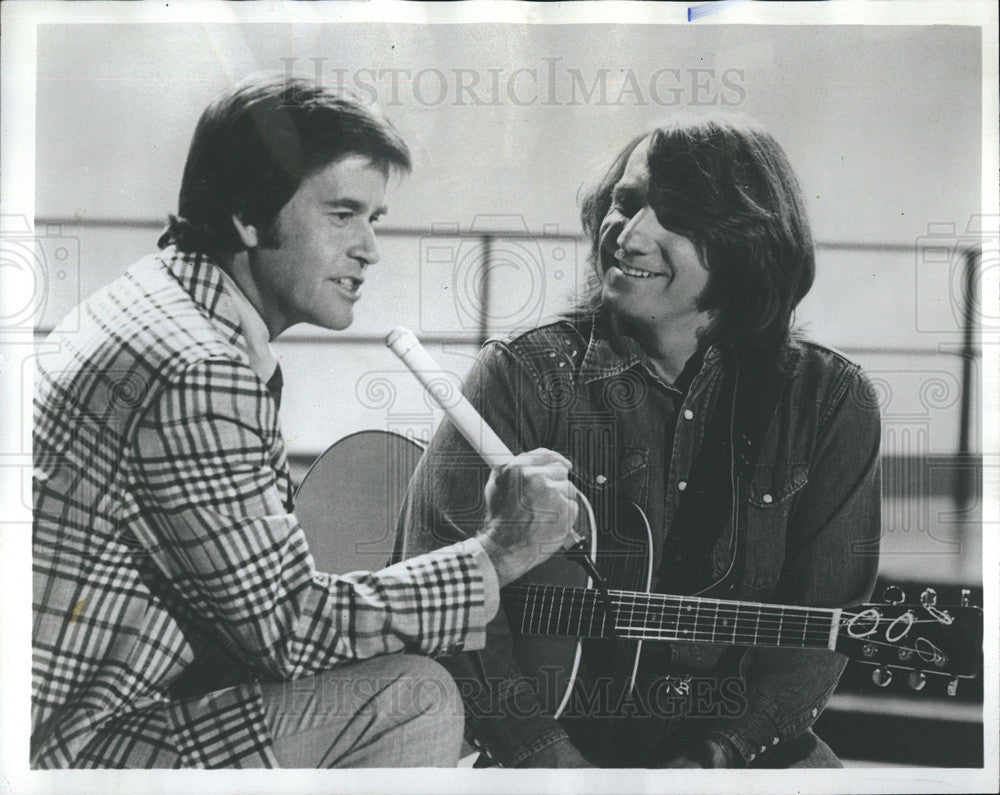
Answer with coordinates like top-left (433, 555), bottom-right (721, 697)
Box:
top-left (525, 587), bottom-right (533, 634)
top-left (556, 587), bottom-right (565, 635)
top-left (777, 606), bottom-right (784, 645)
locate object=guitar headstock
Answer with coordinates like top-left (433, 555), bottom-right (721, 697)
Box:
top-left (836, 587), bottom-right (983, 696)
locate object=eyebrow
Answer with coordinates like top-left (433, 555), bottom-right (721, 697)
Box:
top-left (323, 199), bottom-right (388, 216)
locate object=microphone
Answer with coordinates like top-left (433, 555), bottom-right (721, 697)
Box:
top-left (386, 327), bottom-right (513, 468)
top-left (386, 326), bottom-right (586, 550)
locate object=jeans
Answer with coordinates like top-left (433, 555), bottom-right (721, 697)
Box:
top-left (81, 654), bottom-right (464, 768)
top-left (749, 730), bottom-right (843, 768)
top-left (261, 654), bottom-right (465, 767)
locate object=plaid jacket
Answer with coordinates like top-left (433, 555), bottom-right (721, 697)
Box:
top-left (32, 247), bottom-right (491, 768)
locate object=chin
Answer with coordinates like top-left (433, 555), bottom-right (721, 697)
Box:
top-left (602, 294), bottom-right (655, 329)
top-left (601, 283), bottom-right (631, 311)
top-left (316, 312), bottom-right (354, 331)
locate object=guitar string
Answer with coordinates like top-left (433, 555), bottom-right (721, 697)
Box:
top-left (505, 591), bottom-right (952, 660)
top-left (507, 610), bottom-right (935, 657)
top-left (501, 584), bottom-right (961, 621)
top-left (503, 585), bottom-right (953, 625)
top-left (503, 589), bottom-right (834, 643)
top-left (504, 588), bottom-right (867, 630)
top-left (502, 588), bottom-right (957, 651)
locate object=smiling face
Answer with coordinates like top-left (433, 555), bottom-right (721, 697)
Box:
top-left (598, 136), bottom-right (711, 333)
top-left (246, 154), bottom-right (389, 336)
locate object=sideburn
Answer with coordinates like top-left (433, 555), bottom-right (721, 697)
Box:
top-left (256, 217), bottom-right (283, 250)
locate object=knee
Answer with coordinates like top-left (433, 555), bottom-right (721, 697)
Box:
top-left (379, 654), bottom-right (465, 765)
top-left (386, 654), bottom-right (462, 718)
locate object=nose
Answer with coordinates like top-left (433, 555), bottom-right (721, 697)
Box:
top-left (616, 206), bottom-right (655, 254)
top-left (351, 222), bottom-right (380, 267)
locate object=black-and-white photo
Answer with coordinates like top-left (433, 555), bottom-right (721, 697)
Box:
top-left (1, 2), bottom-right (996, 792)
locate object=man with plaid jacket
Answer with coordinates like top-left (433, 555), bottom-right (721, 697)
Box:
top-left (31, 75), bottom-right (578, 769)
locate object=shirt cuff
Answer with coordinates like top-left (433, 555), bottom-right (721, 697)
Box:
top-left (454, 536), bottom-right (500, 624)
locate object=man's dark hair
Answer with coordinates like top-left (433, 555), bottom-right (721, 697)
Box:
top-left (160, 74), bottom-right (412, 255)
top-left (579, 113), bottom-right (815, 364)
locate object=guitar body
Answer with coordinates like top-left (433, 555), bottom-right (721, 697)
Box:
top-left (504, 497), bottom-right (668, 763)
top-left (297, 431), bottom-right (982, 766)
top-left (295, 430), bottom-right (424, 574)
top-left (296, 431), bottom-right (663, 757)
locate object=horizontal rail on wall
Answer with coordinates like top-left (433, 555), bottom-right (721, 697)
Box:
top-left (34, 216), bottom-right (931, 252)
top-left (29, 217), bottom-right (986, 360)
top-left (28, 327), bottom-right (982, 360)
top-left (267, 336), bottom-right (979, 360)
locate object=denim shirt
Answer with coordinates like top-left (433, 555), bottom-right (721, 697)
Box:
top-left (397, 311), bottom-right (881, 767)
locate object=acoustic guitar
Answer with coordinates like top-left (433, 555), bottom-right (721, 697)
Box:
top-left (297, 430), bottom-right (984, 762)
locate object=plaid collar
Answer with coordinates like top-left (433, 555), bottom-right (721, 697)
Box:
top-left (157, 246), bottom-right (278, 383)
top-left (159, 245), bottom-right (243, 347)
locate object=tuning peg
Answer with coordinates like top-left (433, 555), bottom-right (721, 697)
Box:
top-left (920, 588), bottom-right (937, 607)
top-left (907, 670), bottom-right (927, 691)
top-left (882, 585), bottom-right (905, 605)
top-left (947, 678), bottom-right (959, 697)
top-left (872, 666), bottom-right (893, 687)
top-left (961, 588), bottom-right (971, 607)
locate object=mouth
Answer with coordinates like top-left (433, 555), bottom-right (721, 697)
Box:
top-left (610, 257), bottom-right (667, 279)
top-left (605, 248), bottom-right (668, 280)
top-left (332, 276), bottom-right (363, 299)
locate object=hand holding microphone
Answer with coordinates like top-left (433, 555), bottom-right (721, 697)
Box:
top-left (477, 448), bottom-right (580, 586)
top-left (387, 327), bottom-right (583, 585)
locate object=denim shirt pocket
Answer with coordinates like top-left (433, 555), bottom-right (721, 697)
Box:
top-left (572, 445), bottom-right (650, 553)
top-left (739, 462), bottom-right (809, 592)
top-left (573, 445), bottom-right (649, 501)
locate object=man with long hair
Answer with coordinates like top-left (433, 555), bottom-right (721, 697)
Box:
top-left (399, 113), bottom-right (882, 767)
top-left (31, 75), bottom-right (578, 769)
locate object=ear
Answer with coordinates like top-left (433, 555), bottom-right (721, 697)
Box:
top-left (231, 213), bottom-right (259, 249)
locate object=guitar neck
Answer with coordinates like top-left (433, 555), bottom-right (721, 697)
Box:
top-left (504, 583), bottom-right (841, 651)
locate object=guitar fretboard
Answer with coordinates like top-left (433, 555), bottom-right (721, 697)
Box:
top-left (502, 584), bottom-right (839, 650)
